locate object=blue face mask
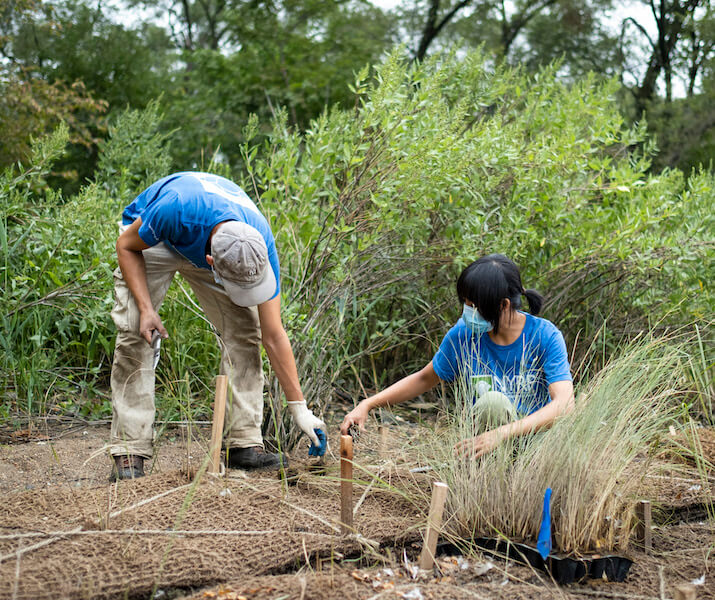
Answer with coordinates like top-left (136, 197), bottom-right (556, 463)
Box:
top-left (462, 304), bottom-right (493, 334)
top-left (211, 266), bottom-right (223, 286)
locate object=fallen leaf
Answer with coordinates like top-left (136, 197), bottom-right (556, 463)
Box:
top-left (398, 588), bottom-right (424, 600)
top-left (374, 581), bottom-right (395, 590)
top-left (473, 561), bottom-right (495, 576)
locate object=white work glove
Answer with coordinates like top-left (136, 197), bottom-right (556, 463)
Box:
top-left (287, 401), bottom-right (326, 446)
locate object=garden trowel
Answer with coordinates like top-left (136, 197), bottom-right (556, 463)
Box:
top-left (151, 330), bottom-right (161, 369)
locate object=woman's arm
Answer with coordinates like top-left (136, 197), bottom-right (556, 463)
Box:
top-left (455, 379), bottom-right (575, 457)
top-left (339, 361), bottom-right (441, 434)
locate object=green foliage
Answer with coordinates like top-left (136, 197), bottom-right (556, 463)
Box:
top-left (644, 83), bottom-right (715, 172)
top-left (11, 0), bottom-right (172, 110)
top-left (252, 48), bottom-right (710, 354)
top-left (0, 65), bottom-right (107, 172)
top-left (1, 49), bottom-right (711, 444)
top-left (95, 100), bottom-right (174, 199)
top-left (161, 0), bottom-right (397, 169)
top-left (0, 104), bottom-right (175, 419)
top-left (1, 0), bottom-right (172, 188)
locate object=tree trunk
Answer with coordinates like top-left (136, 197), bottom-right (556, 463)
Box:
top-left (632, 0), bottom-right (702, 113)
top-left (415, 0), bottom-right (474, 61)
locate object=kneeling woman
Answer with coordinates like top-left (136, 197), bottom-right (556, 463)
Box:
top-left (340, 254), bottom-right (575, 457)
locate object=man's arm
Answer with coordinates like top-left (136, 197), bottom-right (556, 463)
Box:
top-left (256, 295), bottom-right (303, 403)
top-left (116, 217), bottom-right (167, 344)
top-left (257, 295), bottom-right (324, 445)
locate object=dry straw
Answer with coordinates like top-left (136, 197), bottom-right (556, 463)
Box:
top-left (423, 333), bottom-right (692, 555)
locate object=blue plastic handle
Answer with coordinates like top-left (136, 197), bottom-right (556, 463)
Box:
top-left (308, 428), bottom-right (327, 457)
top-left (537, 487), bottom-right (552, 559)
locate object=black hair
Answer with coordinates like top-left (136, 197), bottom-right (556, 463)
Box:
top-left (456, 254), bottom-right (544, 334)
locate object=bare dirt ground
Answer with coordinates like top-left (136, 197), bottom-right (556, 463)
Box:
top-left (0, 421), bottom-right (713, 600)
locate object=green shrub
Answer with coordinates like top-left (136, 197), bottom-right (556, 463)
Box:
top-left (1, 48), bottom-right (711, 438)
top-left (242, 49), bottom-right (713, 440)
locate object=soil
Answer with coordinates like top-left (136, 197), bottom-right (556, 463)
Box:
top-left (0, 421), bottom-right (713, 600)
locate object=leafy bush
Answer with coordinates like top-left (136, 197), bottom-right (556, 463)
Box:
top-left (1, 48), bottom-right (712, 438)
top-left (242, 49), bottom-right (713, 440)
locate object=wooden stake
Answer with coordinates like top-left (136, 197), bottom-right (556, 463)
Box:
top-left (674, 584), bottom-right (697, 600)
top-left (340, 435), bottom-right (353, 534)
top-left (418, 481), bottom-right (449, 570)
top-left (378, 424), bottom-right (388, 458)
top-left (636, 500), bottom-right (652, 554)
top-left (208, 375), bottom-right (228, 475)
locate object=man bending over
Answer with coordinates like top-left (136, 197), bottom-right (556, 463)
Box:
top-left (109, 172), bottom-right (324, 480)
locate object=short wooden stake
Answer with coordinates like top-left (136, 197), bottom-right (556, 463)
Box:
top-left (378, 424), bottom-right (388, 458)
top-left (636, 500), bottom-right (652, 554)
top-left (674, 584), bottom-right (697, 600)
top-left (418, 481), bottom-right (449, 570)
top-left (208, 375), bottom-right (228, 475)
top-left (340, 435), bottom-right (354, 534)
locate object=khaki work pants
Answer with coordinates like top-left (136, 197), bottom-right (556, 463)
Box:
top-left (109, 237), bottom-right (264, 458)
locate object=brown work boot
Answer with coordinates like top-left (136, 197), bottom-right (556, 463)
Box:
top-left (109, 455), bottom-right (145, 481)
top-left (225, 446), bottom-right (287, 471)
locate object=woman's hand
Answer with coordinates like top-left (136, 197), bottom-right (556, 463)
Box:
top-left (339, 363), bottom-right (440, 436)
top-left (340, 402), bottom-right (370, 435)
top-left (454, 428), bottom-right (504, 458)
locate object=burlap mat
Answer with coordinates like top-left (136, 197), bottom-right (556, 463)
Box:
top-left (0, 470), bottom-right (422, 600)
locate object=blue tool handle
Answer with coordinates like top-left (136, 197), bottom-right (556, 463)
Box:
top-left (537, 487), bottom-right (553, 559)
top-left (308, 428), bottom-right (327, 456)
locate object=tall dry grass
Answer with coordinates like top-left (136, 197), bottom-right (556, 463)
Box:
top-left (424, 334), bottom-right (693, 555)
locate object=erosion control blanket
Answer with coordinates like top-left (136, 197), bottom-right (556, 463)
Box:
top-left (0, 471), bottom-right (420, 600)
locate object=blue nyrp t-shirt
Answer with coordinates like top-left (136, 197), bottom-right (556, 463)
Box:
top-left (123, 172), bottom-right (280, 299)
top-left (432, 312), bottom-right (572, 414)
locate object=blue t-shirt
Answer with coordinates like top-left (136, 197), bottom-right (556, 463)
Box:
top-left (123, 172), bottom-right (280, 299)
top-left (432, 312), bottom-right (572, 414)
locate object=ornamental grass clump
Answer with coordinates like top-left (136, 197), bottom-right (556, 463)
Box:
top-left (426, 335), bottom-right (690, 555)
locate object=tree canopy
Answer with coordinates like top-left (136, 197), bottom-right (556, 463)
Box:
top-left (1, 0), bottom-right (711, 181)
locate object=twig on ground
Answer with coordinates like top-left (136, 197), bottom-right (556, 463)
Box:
top-left (571, 590), bottom-right (670, 600)
top-left (11, 542), bottom-right (20, 600)
top-left (0, 526), bottom-right (83, 564)
top-left (0, 529), bottom-right (341, 539)
top-left (104, 483), bottom-right (193, 522)
top-left (353, 467), bottom-right (383, 516)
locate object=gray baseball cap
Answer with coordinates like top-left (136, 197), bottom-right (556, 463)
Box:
top-left (211, 221), bottom-right (277, 307)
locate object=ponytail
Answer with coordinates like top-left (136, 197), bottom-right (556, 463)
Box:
top-left (523, 288), bottom-right (544, 315)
